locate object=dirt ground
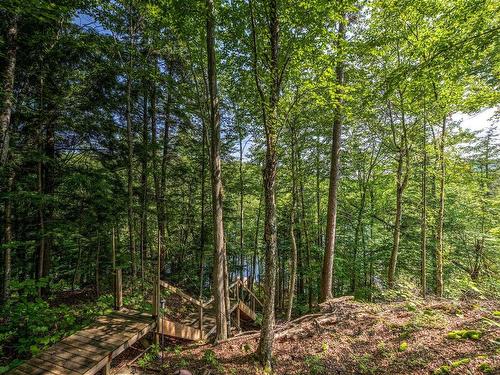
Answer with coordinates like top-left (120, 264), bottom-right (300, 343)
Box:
top-left (115, 298), bottom-right (499, 375)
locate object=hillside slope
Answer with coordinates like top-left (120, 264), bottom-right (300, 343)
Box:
top-left (155, 298), bottom-right (499, 374)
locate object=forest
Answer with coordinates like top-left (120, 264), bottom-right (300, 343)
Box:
top-left (0, 0), bottom-right (499, 374)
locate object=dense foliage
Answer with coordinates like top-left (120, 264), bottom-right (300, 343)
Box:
top-left (0, 0), bottom-right (498, 370)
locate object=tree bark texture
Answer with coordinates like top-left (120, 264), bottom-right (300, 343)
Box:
top-left (206, 0), bottom-right (228, 341)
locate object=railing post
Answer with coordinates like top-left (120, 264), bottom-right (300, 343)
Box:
top-left (236, 280), bottom-right (241, 330)
top-left (113, 268), bottom-right (122, 310)
top-left (152, 277), bottom-right (160, 345)
top-left (199, 304), bottom-right (204, 339)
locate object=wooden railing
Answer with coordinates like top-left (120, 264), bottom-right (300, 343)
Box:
top-left (158, 280), bottom-right (210, 338)
top-left (229, 278), bottom-right (262, 329)
top-left (156, 278), bottom-right (262, 339)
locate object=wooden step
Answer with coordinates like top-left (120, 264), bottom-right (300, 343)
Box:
top-left (158, 318), bottom-right (204, 341)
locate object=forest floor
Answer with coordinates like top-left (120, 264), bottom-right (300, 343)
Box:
top-left (122, 297), bottom-right (499, 375)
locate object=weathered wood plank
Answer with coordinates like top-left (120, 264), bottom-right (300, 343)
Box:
top-left (77, 321), bottom-right (148, 339)
top-left (63, 335), bottom-right (116, 354)
top-left (159, 318), bottom-right (203, 341)
top-left (107, 320), bottom-right (155, 360)
top-left (37, 352), bottom-right (88, 374)
top-left (8, 363), bottom-right (48, 375)
top-left (48, 347), bottom-right (96, 366)
top-left (29, 357), bottom-right (81, 375)
top-left (53, 342), bottom-right (104, 360)
top-left (238, 300), bottom-right (257, 321)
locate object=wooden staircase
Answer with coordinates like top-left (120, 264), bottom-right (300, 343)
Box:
top-left (156, 278), bottom-right (261, 341)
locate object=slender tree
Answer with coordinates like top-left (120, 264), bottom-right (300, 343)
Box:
top-left (206, 0), bottom-right (228, 341)
top-left (320, 14), bottom-right (346, 301)
top-left (436, 116), bottom-right (446, 297)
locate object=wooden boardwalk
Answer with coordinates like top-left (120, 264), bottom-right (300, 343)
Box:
top-left (8, 309), bottom-right (155, 375)
top-left (8, 277), bottom-right (260, 374)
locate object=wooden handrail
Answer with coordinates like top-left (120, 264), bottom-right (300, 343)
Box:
top-left (228, 280), bottom-right (239, 291)
top-left (202, 297), bottom-right (214, 308)
top-left (240, 281), bottom-right (263, 307)
top-left (159, 280), bottom-right (204, 308)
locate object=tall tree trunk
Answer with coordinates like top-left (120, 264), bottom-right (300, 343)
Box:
top-left (388, 151), bottom-right (404, 288)
top-left (1, 172), bottom-right (14, 302)
top-left (42, 118), bottom-right (55, 289)
top-left (352, 187), bottom-right (367, 293)
top-left (140, 85), bottom-right (149, 284)
top-left (249, 190), bottom-right (262, 292)
top-left (73, 238), bottom-right (82, 291)
top-left (238, 124), bottom-right (245, 280)
top-left (316, 133), bottom-right (322, 248)
top-left (298, 151), bottom-right (312, 309)
top-left (387, 90), bottom-right (410, 289)
top-left (159, 91), bottom-right (171, 270)
top-left (199, 113), bottom-right (208, 298)
top-left (96, 231), bottom-right (100, 298)
top-left (421, 112), bottom-right (427, 298)
top-left (140, 87), bottom-right (148, 283)
top-left (436, 117), bottom-right (446, 297)
top-left (0, 17), bottom-right (17, 166)
top-left (320, 15), bottom-right (346, 302)
top-left (257, 0), bottom-right (279, 367)
top-left (286, 122), bottom-right (297, 321)
top-left (152, 62), bottom-right (171, 273)
top-left (206, 0), bottom-right (228, 342)
top-left (126, 8), bottom-right (136, 279)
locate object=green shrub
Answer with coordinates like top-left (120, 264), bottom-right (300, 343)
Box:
top-left (202, 349), bottom-right (222, 371)
top-left (0, 279), bottom-right (113, 371)
top-left (305, 354), bottom-right (325, 375)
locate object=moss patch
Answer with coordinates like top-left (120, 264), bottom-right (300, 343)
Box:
top-left (451, 358), bottom-right (470, 368)
top-left (398, 341), bottom-right (408, 352)
top-left (433, 365), bottom-right (451, 375)
top-left (479, 362), bottom-right (493, 374)
top-left (447, 329), bottom-right (482, 340)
